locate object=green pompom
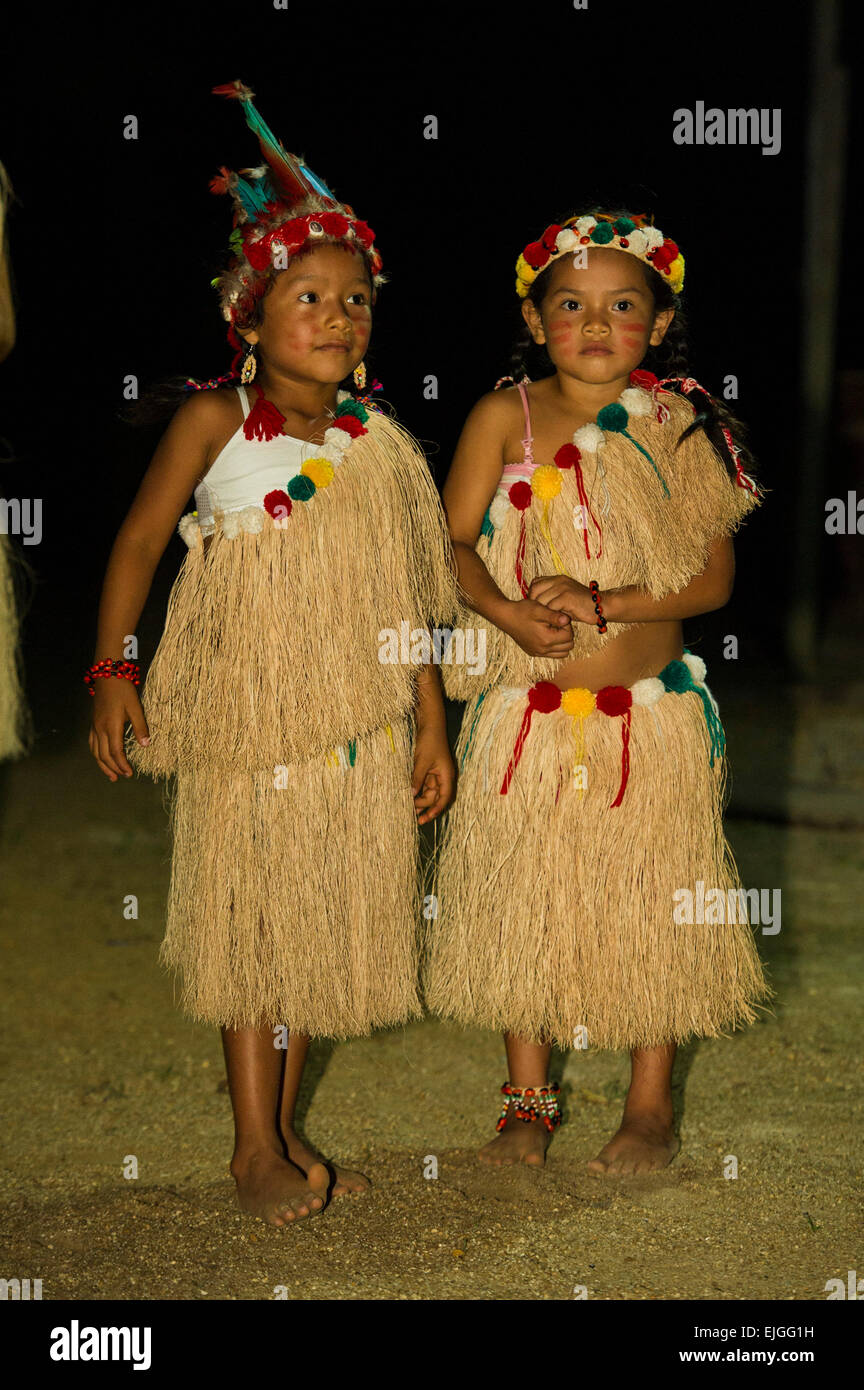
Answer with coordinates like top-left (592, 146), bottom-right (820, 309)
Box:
top-left (287, 474), bottom-right (316, 502)
top-left (613, 217), bottom-right (636, 236)
top-left (590, 222), bottom-right (615, 244)
top-left (336, 399), bottom-right (369, 422)
top-left (597, 403), bottom-right (628, 432)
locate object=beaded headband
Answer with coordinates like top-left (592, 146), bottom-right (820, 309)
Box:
top-left (209, 81), bottom-right (384, 334)
top-left (515, 212), bottom-right (685, 299)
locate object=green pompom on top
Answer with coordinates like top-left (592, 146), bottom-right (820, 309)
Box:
top-left (336, 398), bottom-right (369, 422)
top-left (287, 474), bottom-right (316, 502)
top-left (597, 403), bottom-right (629, 432)
top-left (612, 217), bottom-right (636, 236)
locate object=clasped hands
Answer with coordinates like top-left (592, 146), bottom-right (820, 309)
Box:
top-left (502, 576), bottom-right (602, 660)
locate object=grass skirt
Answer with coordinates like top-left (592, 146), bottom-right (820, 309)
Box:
top-left (160, 717), bottom-right (423, 1036)
top-left (0, 531), bottom-right (28, 762)
top-left (425, 680), bottom-right (772, 1050)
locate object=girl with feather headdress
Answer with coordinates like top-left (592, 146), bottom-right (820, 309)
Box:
top-left (88, 84), bottom-right (459, 1226)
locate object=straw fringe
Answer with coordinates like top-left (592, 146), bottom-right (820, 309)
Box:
top-left (0, 531), bottom-right (29, 762)
top-left (425, 683), bottom-right (772, 1051)
top-left (160, 717), bottom-right (423, 1034)
top-left (443, 396), bottom-right (761, 701)
top-left (127, 410), bottom-right (459, 776)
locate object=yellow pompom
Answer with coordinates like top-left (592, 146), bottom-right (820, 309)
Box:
top-left (531, 465), bottom-right (562, 501)
top-left (301, 457), bottom-right (334, 488)
top-left (561, 687), bottom-right (595, 718)
top-left (668, 252), bottom-right (685, 293)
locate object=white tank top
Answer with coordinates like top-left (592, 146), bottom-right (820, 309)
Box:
top-left (193, 385), bottom-right (353, 534)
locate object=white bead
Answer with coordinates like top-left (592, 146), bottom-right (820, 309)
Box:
top-left (631, 676), bottom-right (665, 707)
top-left (619, 387), bottom-right (653, 417)
top-left (682, 652), bottom-right (707, 684)
top-left (489, 494), bottom-right (511, 529)
top-left (573, 423), bottom-right (605, 453)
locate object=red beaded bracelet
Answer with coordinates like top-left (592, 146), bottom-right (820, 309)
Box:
top-left (588, 580), bottom-right (608, 634)
top-left (84, 658), bottom-right (142, 696)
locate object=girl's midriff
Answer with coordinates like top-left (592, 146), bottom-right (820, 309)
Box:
top-left (549, 618), bottom-right (684, 694)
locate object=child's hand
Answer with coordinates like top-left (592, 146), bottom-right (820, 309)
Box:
top-left (499, 598), bottom-right (575, 659)
top-left (528, 575), bottom-right (596, 625)
top-left (89, 682), bottom-right (150, 782)
top-left (411, 725), bottom-right (456, 824)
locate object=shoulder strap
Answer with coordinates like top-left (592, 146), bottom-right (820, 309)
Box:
top-left (236, 384), bottom-right (250, 420)
top-left (515, 381), bottom-right (534, 465)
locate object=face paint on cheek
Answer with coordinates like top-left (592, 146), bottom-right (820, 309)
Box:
top-left (548, 321), bottom-right (575, 344)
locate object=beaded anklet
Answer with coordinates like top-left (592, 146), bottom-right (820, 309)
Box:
top-left (496, 1081), bottom-right (562, 1134)
top-left (589, 579), bottom-right (607, 634)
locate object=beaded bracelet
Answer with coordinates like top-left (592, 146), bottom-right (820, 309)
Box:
top-left (84, 659), bottom-right (142, 696)
top-left (589, 579), bottom-right (608, 634)
top-left (496, 1081), bottom-right (562, 1134)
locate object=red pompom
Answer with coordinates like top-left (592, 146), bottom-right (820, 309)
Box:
top-left (351, 219), bottom-right (376, 248)
top-left (648, 243), bottom-right (675, 272)
top-left (541, 223), bottom-right (561, 251)
top-left (523, 241), bottom-right (550, 269)
top-left (333, 413), bottom-right (367, 438)
top-left (509, 480), bottom-right (533, 511)
top-left (319, 211), bottom-right (350, 238)
top-left (263, 489), bottom-right (292, 519)
top-left (554, 443), bottom-right (581, 469)
top-left (629, 368), bottom-right (659, 391)
top-left (528, 681), bottom-right (563, 714)
top-left (244, 236), bottom-right (274, 272)
top-left (595, 685), bottom-right (633, 718)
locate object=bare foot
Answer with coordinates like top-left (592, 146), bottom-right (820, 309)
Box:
top-left (231, 1148), bottom-right (330, 1226)
top-left (283, 1127), bottom-right (371, 1198)
top-left (586, 1113), bottom-right (680, 1177)
top-left (478, 1112), bottom-right (553, 1167)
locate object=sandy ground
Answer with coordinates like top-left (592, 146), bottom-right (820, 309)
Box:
top-left (1, 723), bottom-right (862, 1303)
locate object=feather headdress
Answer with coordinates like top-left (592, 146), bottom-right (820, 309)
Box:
top-left (208, 81), bottom-right (384, 334)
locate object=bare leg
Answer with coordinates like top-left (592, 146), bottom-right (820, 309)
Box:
top-left (223, 1025), bottom-right (329, 1226)
top-left (587, 1042), bottom-right (680, 1176)
top-left (477, 1033), bottom-right (555, 1167)
top-left (276, 1033), bottom-right (370, 1197)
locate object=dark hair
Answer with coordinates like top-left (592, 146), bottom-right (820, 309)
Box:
top-left (506, 206), bottom-right (760, 487)
top-left (120, 241), bottom-right (376, 429)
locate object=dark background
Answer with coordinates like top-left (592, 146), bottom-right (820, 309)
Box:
top-left (0, 0), bottom-right (858, 751)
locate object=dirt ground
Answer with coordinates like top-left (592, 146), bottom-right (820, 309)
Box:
top-left (1, 729), bottom-right (861, 1302)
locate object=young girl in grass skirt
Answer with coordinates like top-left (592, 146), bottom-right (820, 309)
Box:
top-left (88, 83), bottom-right (459, 1224)
top-left (426, 209), bottom-right (772, 1175)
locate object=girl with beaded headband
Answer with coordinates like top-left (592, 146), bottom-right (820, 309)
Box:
top-left (425, 207), bottom-right (772, 1174)
top-left (88, 82), bottom-right (460, 1226)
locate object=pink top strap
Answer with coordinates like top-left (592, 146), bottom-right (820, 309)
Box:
top-left (516, 381), bottom-right (534, 465)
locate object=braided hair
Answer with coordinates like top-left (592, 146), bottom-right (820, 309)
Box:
top-left (504, 206), bottom-right (760, 487)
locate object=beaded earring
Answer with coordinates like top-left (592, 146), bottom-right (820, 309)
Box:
top-left (240, 345), bottom-right (258, 384)
top-left (353, 360), bottom-right (366, 390)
